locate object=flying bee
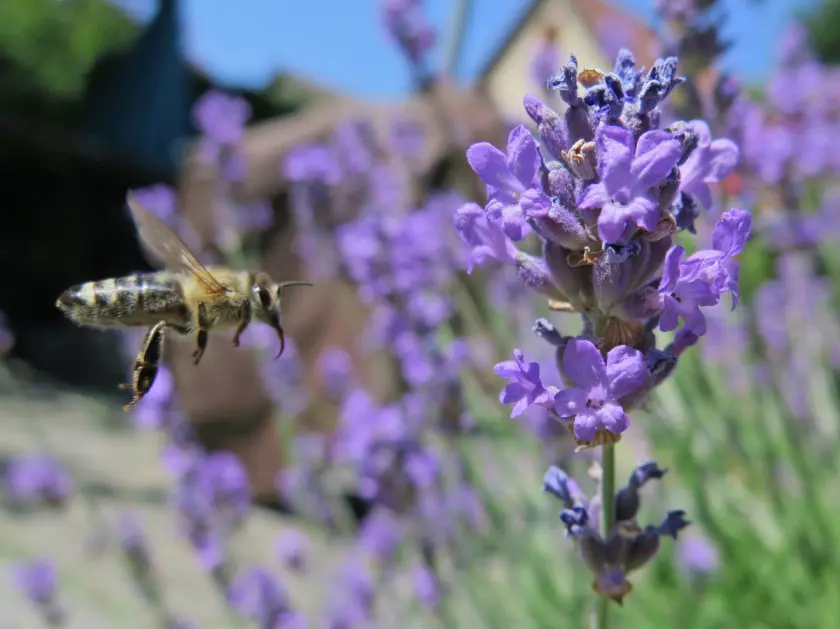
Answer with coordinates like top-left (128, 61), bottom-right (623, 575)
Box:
top-left (56, 192), bottom-right (312, 411)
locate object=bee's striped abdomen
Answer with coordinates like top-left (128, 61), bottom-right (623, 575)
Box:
top-left (56, 273), bottom-right (187, 328)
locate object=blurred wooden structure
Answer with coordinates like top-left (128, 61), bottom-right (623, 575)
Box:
top-left (174, 78), bottom-right (505, 504)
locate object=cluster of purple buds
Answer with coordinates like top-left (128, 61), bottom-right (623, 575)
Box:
top-left (456, 48), bottom-right (751, 450)
top-left (3, 454), bottom-right (72, 509)
top-left (544, 463), bottom-right (689, 604)
top-left (12, 559), bottom-right (65, 626)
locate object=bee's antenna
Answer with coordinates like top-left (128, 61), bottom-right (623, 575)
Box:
top-left (277, 281), bottom-right (314, 290)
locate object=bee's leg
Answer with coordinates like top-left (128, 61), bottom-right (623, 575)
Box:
top-left (192, 303), bottom-right (209, 366)
top-left (121, 321), bottom-right (167, 412)
top-left (232, 304), bottom-right (252, 348)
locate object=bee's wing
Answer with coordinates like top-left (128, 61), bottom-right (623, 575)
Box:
top-left (126, 193), bottom-right (228, 296)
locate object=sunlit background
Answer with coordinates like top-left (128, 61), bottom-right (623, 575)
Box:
top-left (1, 0), bottom-right (839, 627)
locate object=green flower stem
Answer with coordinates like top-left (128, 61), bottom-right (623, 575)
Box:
top-left (596, 444), bottom-right (616, 629)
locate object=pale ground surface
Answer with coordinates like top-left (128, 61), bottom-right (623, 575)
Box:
top-left (0, 364), bottom-right (437, 629)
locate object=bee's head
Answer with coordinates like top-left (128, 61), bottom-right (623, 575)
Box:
top-left (249, 273), bottom-right (313, 358)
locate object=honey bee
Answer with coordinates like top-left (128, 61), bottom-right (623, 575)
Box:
top-left (56, 193), bottom-right (312, 411)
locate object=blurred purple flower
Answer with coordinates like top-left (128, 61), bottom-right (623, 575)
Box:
top-left (5, 454), bottom-right (72, 507)
top-left (358, 509), bottom-right (402, 563)
top-left (381, 0), bottom-right (436, 64)
top-left (531, 36), bottom-right (560, 87)
top-left (115, 511), bottom-right (152, 572)
top-left (275, 529), bottom-right (309, 572)
top-left (12, 559), bottom-right (56, 604)
top-left (317, 347), bottom-right (355, 401)
top-left (130, 184), bottom-right (178, 224)
top-left (193, 90), bottom-right (251, 147)
top-left (411, 564), bottom-right (440, 610)
top-left (453, 203), bottom-right (518, 273)
top-left (13, 559), bottom-right (64, 626)
top-left (676, 535), bottom-right (720, 576)
top-left (227, 567), bottom-right (297, 628)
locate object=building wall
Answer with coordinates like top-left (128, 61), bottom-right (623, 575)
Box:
top-left (482, 0), bottom-right (613, 123)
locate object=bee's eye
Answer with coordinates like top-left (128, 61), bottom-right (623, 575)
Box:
top-left (256, 286), bottom-right (272, 309)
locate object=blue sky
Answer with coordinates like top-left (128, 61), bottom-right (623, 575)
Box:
top-left (116, 0), bottom-right (812, 99)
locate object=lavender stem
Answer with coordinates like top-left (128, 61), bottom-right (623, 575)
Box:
top-left (596, 444), bottom-right (616, 629)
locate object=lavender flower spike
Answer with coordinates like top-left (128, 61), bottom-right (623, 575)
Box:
top-left (553, 339), bottom-right (647, 445)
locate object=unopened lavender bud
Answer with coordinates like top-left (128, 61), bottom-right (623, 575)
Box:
top-left (593, 238), bottom-right (670, 313)
top-left (533, 318), bottom-right (565, 347)
top-left (560, 504), bottom-right (590, 535)
top-left (615, 461), bottom-right (667, 522)
top-left (644, 347), bottom-right (678, 384)
top-left (547, 55), bottom-right (580, 106)
top-left (657, 510), bottom-right (691, 539)
top-left (546, 164), bottom-right (575, 198)
top-left (624, 529), bottom-right (661, 572)
top-left (529, 198), bottom-right (588, 249)
top-left (543, 466), bottom-right (577, 507)
top-left (666, 328), bottom-right (699, 356)
top-left (562, 140), bottom-right (598, 180)
top-left (542, 241), bottom-right (594, 308)
top-left (515, 251), bottom-right (565, 300)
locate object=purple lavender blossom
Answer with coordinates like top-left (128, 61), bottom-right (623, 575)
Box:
top-left (4, 454), bottom-right (72, 507)
top-left (577, 126), bottom-right (681, 243)
top-left (677, 120), bottom-right (739, 209)
top-left (657, 208), bottom-right (752, 336)
top-left (553, 339), bottom-right (647, 441)
top-left (494, 349), bottom-right (557, 418)
top-left (466, 125), bottom-right (544, 242)
top-left (452, 203), bottom-right (517, 273)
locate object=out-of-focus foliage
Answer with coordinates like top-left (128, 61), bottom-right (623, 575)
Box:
top-left (0, 0), bottom-right (137, 100)
top-left (804, 0), bottom-right (840, 63)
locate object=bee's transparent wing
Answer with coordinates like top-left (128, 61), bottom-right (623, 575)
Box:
top-left (126, 193), bottom-right (228, 296)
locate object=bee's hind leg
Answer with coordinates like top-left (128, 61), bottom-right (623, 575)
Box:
top-left (192, 303), bottom-right (209, 366)
top-left (121, 321), bottom-right (167, 412)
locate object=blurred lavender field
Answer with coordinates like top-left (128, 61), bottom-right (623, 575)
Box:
top-left (1, 0), bottom-right (840, 628)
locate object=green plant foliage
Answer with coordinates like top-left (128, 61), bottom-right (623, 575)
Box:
top-left (0, 0), bottom-right (137, 100)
